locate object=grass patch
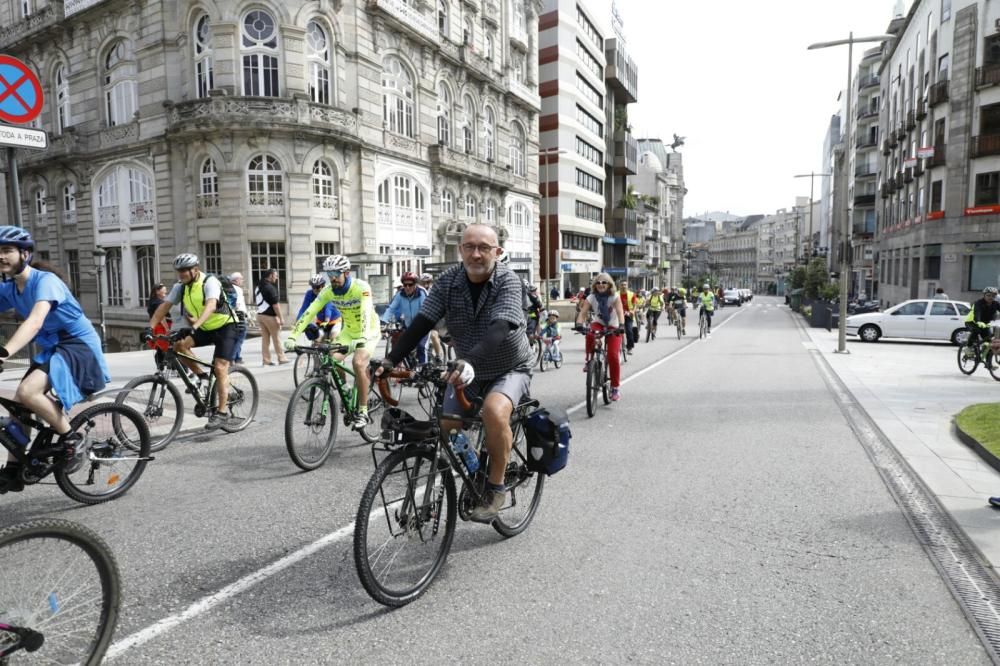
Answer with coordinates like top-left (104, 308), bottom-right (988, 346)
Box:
top-left (956, 404), bottom-right (1000, 459)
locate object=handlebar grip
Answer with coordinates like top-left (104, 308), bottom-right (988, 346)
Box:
top-left (375, 367), bottom-right (417, 407)
top-left (455, 386), bottom-right (472, 412)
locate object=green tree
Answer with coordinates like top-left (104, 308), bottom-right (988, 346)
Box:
top-left (788, 266), bottom-right (807, 290)
top-left (804, 258), bottom-right (830, 299)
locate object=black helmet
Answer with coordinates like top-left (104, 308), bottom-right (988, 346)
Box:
top-left (0, 226), bottom-right (34, 251)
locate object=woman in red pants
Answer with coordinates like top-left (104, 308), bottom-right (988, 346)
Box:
top-left (574, 272), bottom-right (626, 401)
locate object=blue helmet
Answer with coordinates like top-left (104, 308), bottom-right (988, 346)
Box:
top-left (0, 226), bottom-right (34, 251)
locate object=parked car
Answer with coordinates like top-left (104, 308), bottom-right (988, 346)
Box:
top-left (845, 299), bottom-right (971, 344)
top-left (847, 299), bottom-right (880, 315)
top-left (723, 289), bottom-right (742, 306)
top-left (739, 288), bottom-right (753, 303)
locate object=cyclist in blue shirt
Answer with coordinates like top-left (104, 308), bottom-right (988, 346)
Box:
top-left (381, 271), bottom-right (429, 363)
top-left (297, 274), bottom-right (341, 342)
top-left (0, 227), bottom-right (110, 492)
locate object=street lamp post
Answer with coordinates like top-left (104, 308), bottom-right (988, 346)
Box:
top-left (794, 172), bottom-right (832, 260)
top-left (92, 247), bottom-right (107, 352)
top-left (809, 32), bottom-right (895, 354)
top-left (536, 147), bottom-right (569, 310)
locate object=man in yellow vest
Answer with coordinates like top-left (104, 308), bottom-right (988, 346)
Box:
top-left (147, 253), bottom-right (239, 430)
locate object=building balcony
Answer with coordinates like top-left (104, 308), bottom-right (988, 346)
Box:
top-left (854, 193), bottom-right (876, 207)
top-left (366, 0), bottom-right (439, 46)
top-left (930, 143), bottom-right (946, 167)
top-left (0, 1), bottom-right (62, 51)
top-left (972, 134), bottom-right (1000, 158)
top-left (459, 45), bottom-right (493, 82)
top-left (880, 183), bottom-right (890, 199)
top-left (482, 0), bottom-right (500, 26)
top-left (887, 134), bottom-right (897, 150)
top-left (628, 247), bottom-right (646, 260)
top-left (903, 167), bottom-right (913, 183)
top-left (906, 109), bottom-right (916, 130)
top-left (896, 125), bottom-right (907, 141)
top-left (855, 135), bottom-right (878, 150)
top-left (506, 71), bottom-right (540, 111)
top-left (913, 162), bottom-right (924, 178)
top-left (428, 144), bottom-right (513, 187)
top-left (166, 97), bottom-right (360, 139)
top-left (195, 194), bottom-right (219, 219)
top-left (915, 99), bottom-right (927, 120)
top-left (857, 106), bottom-right (879, 121)
top-left (858, 73), bottom-right (880, 89)
top-left (613, 130), bottom-right (638, 175)
top-left (855, 163), bottom-right (877, 178)
top-left (977, 64), bottom-right (1000, 89)
top-left (604, 38), bottom-right (638, 104)
top-left (929, 79), bottom-right (949, 107)
top-left (645, 228), bottom-right (659, 241)
top-left (607, 207), bottom-right (639, 244)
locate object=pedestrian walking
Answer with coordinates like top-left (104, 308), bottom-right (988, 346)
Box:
top-left (934, 287), bottom-right (949, 300)
top-left (229, 272), bottom-right (249, 365)
top-left (254, 267), bottom-right (288, 365)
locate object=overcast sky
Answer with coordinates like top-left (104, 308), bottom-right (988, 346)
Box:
top-left (586, 0), bottom-right (905, 217)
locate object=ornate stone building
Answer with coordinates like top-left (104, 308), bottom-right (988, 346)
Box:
top-left (0, 0), bottom-right (541, 349)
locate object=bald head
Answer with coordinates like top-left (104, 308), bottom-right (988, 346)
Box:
top-left (460, 223), bottom-right (502, 283)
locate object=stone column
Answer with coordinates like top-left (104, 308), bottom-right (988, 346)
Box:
top-left (212, 22), bottom-right (238, 95)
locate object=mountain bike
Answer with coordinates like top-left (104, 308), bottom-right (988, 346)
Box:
top-left (0, 519), bottom-right (121, 664)
top-left (675, 310), bottom-right (684, 339)
top-left (537, 336), bottom-right (563, 372)
top-left (284, 343), bottom-right (386, 471)
top-left (699, 308), bottom-right (709, 339)
top-left (354, 364), bottom-right (544, 606)
top-left (292, 323), bottom-right (338, 387)
top-left (645, 312), bottom-right (659, 342)
top-left (578, 328), bottom-right (619, 418)
top-left (0, 389), bottom-right (151, 504)
top-left (116, 333), bottom-right (259, 451)
top-left (957, 334), bottom-right (1000, 379)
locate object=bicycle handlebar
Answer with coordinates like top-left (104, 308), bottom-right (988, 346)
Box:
top-left (294, 343), bottom-right (350, 356)
top-left (373, 362), bottom-right (473, 412)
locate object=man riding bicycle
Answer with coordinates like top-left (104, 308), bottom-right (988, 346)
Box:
top-left (669, 287), bottom-right (688, 335)
top-left (525, 283), bottom-right (543, 337)
top-left (297, 274), bottom-right (341, 343)
top-left (698, 284), bottom-right (717, 336)
top-left (647, 288), bottom-right (664, 333)
top-left (376, 224), bottom-right (534, 523)
top-left (965, 287), bottom-right (1000, 351)
top-left (0, 226), bottom-right (111, 492)
top-left (381, 271), bottom-right (429, 364)
top-left (619, 280), bottom-right (638, 351)
top-left (285, 255), bottom-right (381, 429)
top-left (147, 253), bottom-right (240, 431)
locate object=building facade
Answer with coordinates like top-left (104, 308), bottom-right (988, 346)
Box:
top-left (0, 0), bottom-right (541, 349)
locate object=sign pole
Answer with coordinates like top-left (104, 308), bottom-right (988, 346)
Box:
top-left (6, 147), bottom-right (21, 226)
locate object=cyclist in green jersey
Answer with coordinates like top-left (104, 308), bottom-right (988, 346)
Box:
top-left (698, 283), bottom-right (717, 337)
top-left (285, 255), bottom-right (380, 428)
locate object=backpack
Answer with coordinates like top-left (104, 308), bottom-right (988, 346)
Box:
top-left (185, 274), bottom-right (240, 321)
top-left (524, 407), bottom-right (570, 475)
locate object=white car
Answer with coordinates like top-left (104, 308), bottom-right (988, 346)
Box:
top-left (846, 299), bottom-right (971, 344)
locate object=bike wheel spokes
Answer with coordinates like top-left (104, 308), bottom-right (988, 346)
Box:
top-left (492, 428), bottom-right (544, 538)
top-left (359, 388), bottom-right (385, 444)
top-left (354, 450), bottom-right (456, 607)
top-left (115, 377), bottom-right (182, 452)
top-left (958, 344), bottom-right (979, 375)
top-left (219, 367), bottom-right (259, 433)
top-left (0, 521), bottom-right (120, 665)
top-left (285, 378), bottom-right (337, 471)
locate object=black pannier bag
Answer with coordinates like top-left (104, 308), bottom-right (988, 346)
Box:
top-left (524, 407), bottom-right (570, 475)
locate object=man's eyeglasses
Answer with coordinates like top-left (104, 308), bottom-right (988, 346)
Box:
top-left (460, 243), bottom-right (498, 255)
top-left (327, 270), bottom-right (344, 279)
top-left (595, 281), bottom-right (611, 286)
top-left (403, 282), bottom-right (416, 287)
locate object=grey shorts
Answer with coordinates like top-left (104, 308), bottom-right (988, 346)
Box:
top-left (442, 369), bottom-right (532, 415)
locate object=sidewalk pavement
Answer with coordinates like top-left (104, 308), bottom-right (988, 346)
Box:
top-left (800, 323), bottom-right (1000, 570)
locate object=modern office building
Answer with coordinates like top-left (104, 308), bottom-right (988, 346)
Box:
top-left (0, 0), bottom-right (541, 349)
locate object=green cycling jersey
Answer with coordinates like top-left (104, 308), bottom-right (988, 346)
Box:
top-left (699, 292), bottom-right (715, 312)
top-left (291, 276), bottom-right (380, 340)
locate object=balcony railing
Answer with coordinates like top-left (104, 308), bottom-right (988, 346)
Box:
top-left (972, 134), bottom-right (1000, 158)
top-left (856, 135), bottom-right (878, 150)
top-left (247, 192), bottom-right (284, 214)
top-left (459, 45), bottom-right (493, 82)
top-left (930, 143), bottom-right (946, 167)
top-left (929, 79), bottom-right (949, 107)
top-left (913, 162), bottom-right (924, 178)
top-left (482, 0), bottom-right (500, 25)
top-left (882, 139), bottom-right (892, 155)
top-left (607, 208), bottom-right (638, 242)
top-left (613, 130), bottom-right (637, 175)
top-left (880, 183), bottom-right (890, 199)
top-left (97, 206), bottom-right (119, 230)
top-left (428, 144), bottom-right (513, 187)
top-left (906, 109), bottom-right (916, 130)
top-left (168, 98), bottom-right (359, 138)
top-left (858, 74), bottom-right (880, 89)
top-left (196, 194), bottom-right (219, 219)
top-left (605, 37), bottom-right (638, 104)
top-left (903, 167), bottom-right (914, 183)
top-left (0, 2), bottom-right (61, 51)
top-left (129, 202), bottom-right (156, 227)
top-left (367, 0), bottom-right (439, 46)
top-left (888, 133), bottom-right (898, 148)
top-left (506, 71), bottom-right (540, 110)
top-left (915, 99), bottom-right (927, 120)
top-left (855, 163), bottom-right (878, 178)
top-left (896, 125), bottom-right (907, 140)
top-left (62, 210), bottom-right (76, 226)
top-left (857, 106), bottom-right (879, 121)
top-left (978, 64), bottom-right (1000, 88)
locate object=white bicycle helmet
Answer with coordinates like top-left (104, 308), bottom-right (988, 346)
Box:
top-left (497, 248), bottom-right (510, 265)
top-left (173, 253), bottom-right (199, 270)
top-left (984, 287), bottom-right (998, 296)
top-left (323, 255), bottom-right (350, 272)
top-left (419, 272), bottom-right (433, 283)
top-left (308, 274), bottom-right (326, 288)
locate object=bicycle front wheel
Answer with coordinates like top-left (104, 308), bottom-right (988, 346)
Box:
top-left (55, 403), bottom-right (151, 505)
top-left (359, 383), bottom-right (386, 444)
top-left (285, 377), bottom-right (339, 471)
top-left (601, 354), bottom-right (611, 405)
top-left (215, 366), bottom-right (259, 433)
top-left (958, 344), bottom-right (979, 375)
top-left (490, 424), bottom-right (545, 538)
top-left (114, 374), bottom-right (183, 452)
top-left (585, 359), bottom-right (597, 418)
top-left (293, 352), bottom-right (315, 388)
top-left (354, 448), bottom-right (456, 607)
top-left (538, 345), bottom-right (548, 372)
top-left (988, 351), bottom-right (1000, 382)
top-left (0, 519), bottom-right (121, 665)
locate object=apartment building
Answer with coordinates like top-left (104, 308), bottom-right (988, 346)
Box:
top-left (0, 0), bottom-right (541, 349)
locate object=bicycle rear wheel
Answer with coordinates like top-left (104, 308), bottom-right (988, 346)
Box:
top-left (988, 352), bottom-right (1000, 382)
top-left (958, 344), bottom-right (979, 375)
top-left (55, 403), bottom-right (151, 505)
top-left (214, 366), bottom-right (259, 433)
top-left (354, 448), bottom-right (456, 607)
top-left (0, 519), bottom-right (121, 665)
top-left (538, 345), bottom-right (548, 372)
top-left (585, 358), bottom-right (597, 418)
top-left (293, 352), bottom-right (315, 388)
top-left (285, 377), bottom-right (339, 471)
top-left (114, 374), bottom-right (183, 452)
top-left (490, 424), bottom-right (545, 537)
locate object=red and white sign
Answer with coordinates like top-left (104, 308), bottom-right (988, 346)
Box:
top-left (0, 55), bottom-right (43, 125)
top-left (916, 146), bottom-right (935, 159)
top-left (964, 205), bottom-right (1000, 216)
top-left (903, 157), bottom-right (918, 169)
top-left (927, 210), bottom-right (945, 220)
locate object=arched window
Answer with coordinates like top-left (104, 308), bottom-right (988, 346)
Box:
top-left (441, 189), bottom-right (454, 215)
top-left (136, 246), bottom-right (157, 306)
top-left (20, 0), bottom-right (31, 18)
top-left (306, 20), bottom-right (330, 105)
top-left (194, 14), bottom-right (214, 98)
top-left (34, 187), bottom-right (46, 217)
top-left (463, 18), bottom-right (473, 46)
top-left (105, 247), bottom-right (123, 306)
top-left (54, 64), bottom-right (70, 132)
top-left (510, 122), bottom-right (526, 176)
top-left (311, 160), bottom-right (338, 215)
top-left (62, 183), bottom-right (76, 225)
top-left (197, 158), bottom-right (218, 217)
top-left (484, 32), bottom-right (494, 62)
top-left (104, 41), bottom-right (137, 126)
top-left (483, 106), bottom-right (495, 161)
top-left (247, 154), bottom-right (283, 212)
top-left (436, 82), bottom-right (451, 145)
top-left (241, 10), bottom-right (279, 97)
top-left (382, 57), bottom-right (414, 138)
top-left (376, 174), bottom-right (430, 252)
top-left (460, 94), bottom-right (475, 154)
top-left (437, 0), bottom-right (448, 35)
top-left (465, 194), bottom-right (476, 218)
top-left (485, 199), bottom-right (495, 224)
top-left (128, 168), bottom-right (154, 225)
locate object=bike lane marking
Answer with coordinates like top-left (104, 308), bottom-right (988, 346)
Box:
top-left (108, 307), bottom-right (748, 659)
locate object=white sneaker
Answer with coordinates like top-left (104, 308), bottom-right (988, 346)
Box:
top-left (351, 412), bottom-right (371, 430)
top-left (707, 331), bottom-right (712, 337)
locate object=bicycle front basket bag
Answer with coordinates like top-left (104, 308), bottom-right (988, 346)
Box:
top-left (381, 407), bottom-right (436, 445)
top-left (524, 407), bottom-right (570, 475)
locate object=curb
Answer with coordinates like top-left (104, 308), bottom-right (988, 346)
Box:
top-left (954, 419), bottom-right (1000, 476)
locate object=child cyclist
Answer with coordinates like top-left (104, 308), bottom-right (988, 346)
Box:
top-left (539, 310), bottom-right (562, 364)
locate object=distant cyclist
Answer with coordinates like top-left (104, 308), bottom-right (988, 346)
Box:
top-left (381, 271), bottom-right (429, 364)
top-left (296, 274), bottom-right (341, 343)
top-left (646, 288), bottom-right (664, 336)
top-left (525, 283), bottom-right (543, 336)
top-left (698, 283), bottom-right (717, 337)
top-left (965, 287), bottom-right (1000, 352)
top-left (669, 287), bottom-right (688, 335)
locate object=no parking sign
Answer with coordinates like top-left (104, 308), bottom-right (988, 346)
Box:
top-left (0, 55), bottom-right (43, 125)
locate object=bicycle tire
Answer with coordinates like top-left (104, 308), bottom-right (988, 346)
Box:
top-left (54, 403), bottom-right (151, 505)
top-left (489, 424), bottom-right (545, 537)
top-left (553, 349), bottom-right (562, 369)
top-left (958, 344), bottom-right (979, 375)
top-left (646, 324), bottom-right (652, 343)
top-left (353, 447), bottom-right (456, 607)
top-left (620, 341), bottom-right (628, 365)
top-left (212, 365), bottom-right (259, 433)
top-left (417, 383), bottom-right (436, 418)
top-left (538, 345), bottom-right (547, 372)
top-left (585, 359), bottom-right (597, 418)
top-left (356, 380), bottom-right (386, 444)
top-left (0, 518), bottom-right (121, 665)
top-left (292, 352), bottom-right (315, 388)
top-left (285, 377), bottom-right (338, 471)
top-left (114, 374), bottom-right (183, 452)
top-left (601, 353), bottom-right (611, 405)
top-left (988, 351), bottom-right (1000, 382)
top-left (531, 337), bottom-right (542, 368)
